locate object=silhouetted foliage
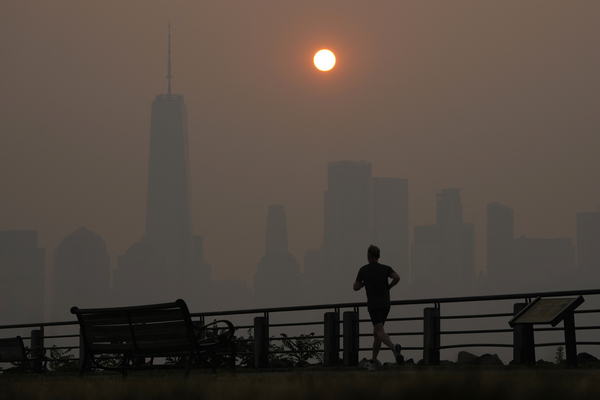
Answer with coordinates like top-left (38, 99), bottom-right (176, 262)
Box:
top-left (555, 346), bottom-right (565, 364)
top-left (46, 346), bottom-right (78, 372)
top-left (233, 329), bottom-right (323, 367)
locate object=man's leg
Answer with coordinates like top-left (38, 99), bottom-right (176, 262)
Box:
top-left (374, 323), bottom-right (394, 349)
top-left (372, 323), bottom-right (394, 361)
top-left (371, 329), bottom-right (382, 361)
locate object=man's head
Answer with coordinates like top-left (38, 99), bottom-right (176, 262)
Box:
top-left (367, 245), bottom-right (380, 262)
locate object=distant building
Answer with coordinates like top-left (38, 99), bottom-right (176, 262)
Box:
top-left (304, 161), bottom-right (409, 304)
top-left (254, 205), bottom-right (302, 308)
top-left (486, 202), bottom-right (515, 291)
top-left (113, 28), bottom-right (210, 309)
top-left (411, 189), bottom-right (475, 297)
top-left (372, 177), bottom-right (409, 295)
top-left (305, 160), bottom-right (372, 303)
top-left (513, 236), bottom-right (576, 292)
top-left (0, 231), bottom-right (45, 324)
top-left (576, 211), bottom-right (600, 285)
top-left (410, 225), bottom-right (439, 298)
top-left (52, 227), bottom-right (109, 321)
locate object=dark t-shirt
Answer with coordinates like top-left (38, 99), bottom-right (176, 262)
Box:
top-left (355, 262), bottom-right (396, 310)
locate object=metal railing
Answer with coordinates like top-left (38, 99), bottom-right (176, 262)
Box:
top-left (1, 288), bottom-right (599, 370)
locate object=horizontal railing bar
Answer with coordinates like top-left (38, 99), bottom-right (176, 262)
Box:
top-left (358, 331), bottom-right (422, 338)
top-left (575, 309), bottom-right (600, 314)
top-left (359, 347), bottom-right (423, 351)
top-left (45, 346), bottom-right (77, 351)
top-left (535, 341), bottom-right (600, 347)
top-left (268, 350), bottom-right (324, 354)
top-left (377, 316), bottom-right (424, 322)
top-left (441, 329), bottom-right (513, 335)
top-left (268, 321), bottom-right (322, 328)
top-left (270, 335), bottom-right (325, 341)
top-left (440, 344), bottom-right (513, 349)
top-left (388, 331), bottom-right (424, 337)
top-left (44, 334), bottom-right (80, 339)
top-left (0, 320), bottom-right (77, 330)
top-left (441, 313), bottom-right (514, 320)
top-left (532, 326), bottom-right (600, 333)
top-left (267, 335), bottom-right (323, 341)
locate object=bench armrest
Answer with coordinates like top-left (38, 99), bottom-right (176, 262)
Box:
top-left (194, 319), bottom-right (236, 342)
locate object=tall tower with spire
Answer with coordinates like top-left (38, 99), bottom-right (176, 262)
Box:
top-left (144, 23), bottom-right (192, 271)
top-left (113, 25), bottom-right (209, 307)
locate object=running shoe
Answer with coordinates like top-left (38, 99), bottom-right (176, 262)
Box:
top-left (393, 343), bottom-right (404, 365)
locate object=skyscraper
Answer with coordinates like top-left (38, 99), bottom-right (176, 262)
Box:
top-left (323, 161), bottom-right (372, 302)
top-left (52, 227), bottom-right (109, 320)
top-left (411, 189), bottom-right (475, 297)
top-left (436, 189), bottom-right (474, 295)
top-left (0, 231), bottom-right (45, 324)
top-left (576, 211), bottom-right (600, 284)
top-left (114, 26), bottom-right (209, 307)
top-left (513, 236), bottom-right (575, 291)
top-left (372, 177), bottom-right (409, 294)
top-left (487, 202), bottom-right (514, 291)
top-left (254, 205), bottom-right (302, 307)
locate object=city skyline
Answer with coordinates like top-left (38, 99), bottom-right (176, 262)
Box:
top-left (1, 1), bottom-right (599, 291)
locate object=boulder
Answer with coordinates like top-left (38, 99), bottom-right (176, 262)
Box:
top-left (475, 353), bottom-right (504, 365)
top-left (536, 359), bottom-right (554, 366)
top-left (578, 352), bottom-right (599, 364)
top-left (359, 357), bottom-right (381, 368)
top-left (456, 351), bottom-right (478, 364)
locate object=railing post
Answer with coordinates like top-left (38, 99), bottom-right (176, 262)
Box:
top-left (324, 312), bottom-right (340, 366)
top-left (254, 316), bottom-right (269, 368)
top-left (30, 328), bottom-right (44, 372)
top-left (513, 303), bottom-right (535, 365)
top-left (343, 311), bottom-right (359, 366)
top-left (423, 307), bottom-right (440, 365)
top-left (563, 312), bottom-right (578, 368)
top-left (79, 328), bottom-right (87, 372)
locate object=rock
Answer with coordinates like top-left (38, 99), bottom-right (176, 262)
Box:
top-left (405, 358), bottom-right (415, 365)
top-left (475, 353), bottom-right (504, 365)
top-left (359, 357), bottom-right (381, 368)
top-left (578, 352), bottom-right (599, 364)
top-left (457, 351), bottom-right (478, 364)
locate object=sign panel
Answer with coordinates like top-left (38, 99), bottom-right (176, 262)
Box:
top-left (509, 296), bottom-right (584, 327)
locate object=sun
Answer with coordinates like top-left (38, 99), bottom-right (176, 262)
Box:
top-left (314, 49), bottom-right (336, 71)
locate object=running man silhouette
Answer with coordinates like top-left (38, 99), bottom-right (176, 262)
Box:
top-left (353, 245), bottom-right (403, 370)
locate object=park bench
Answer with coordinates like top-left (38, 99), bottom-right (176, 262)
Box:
top-left (0, 336), bottom-right (46, 373)
top-left (71, 299), bottom-right (237, 376)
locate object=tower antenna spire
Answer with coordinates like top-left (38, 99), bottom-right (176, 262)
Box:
top-left (167, 22), bottom-right (172, 96)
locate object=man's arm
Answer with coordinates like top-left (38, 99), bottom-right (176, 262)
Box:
top-left (353, 281), bottom-right (363, 291)
top-left (388, 272), bottom-right (400, 290)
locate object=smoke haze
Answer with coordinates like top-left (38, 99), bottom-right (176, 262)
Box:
top-left (1, 2), bottom-right (599, 312)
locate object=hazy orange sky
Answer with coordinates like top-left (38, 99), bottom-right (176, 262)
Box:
top-left (1, 1), bottom-right (599, 287)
